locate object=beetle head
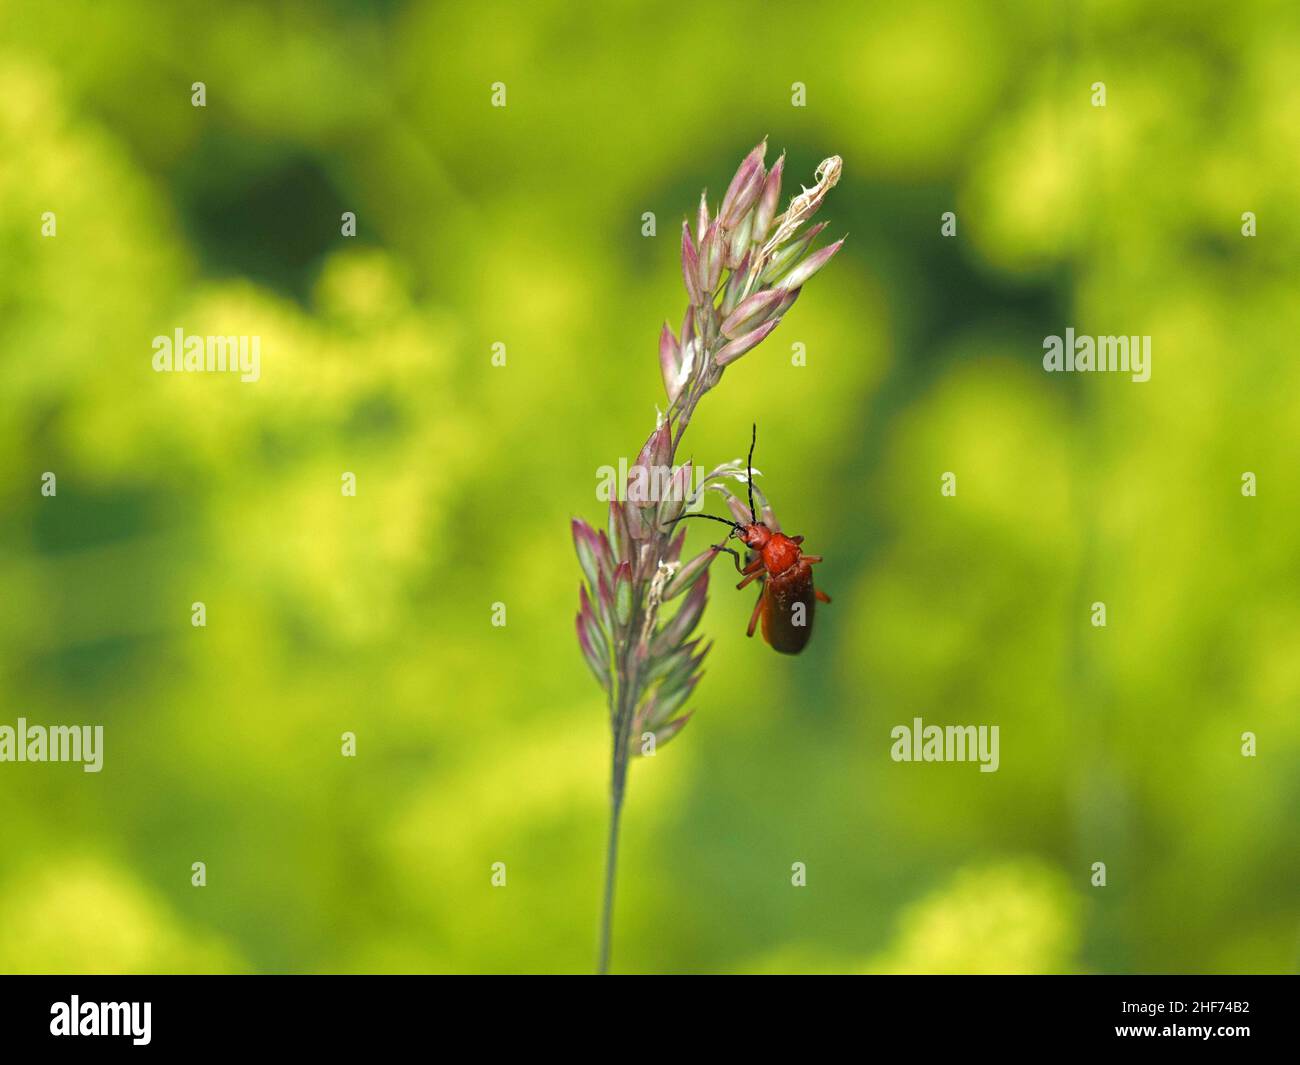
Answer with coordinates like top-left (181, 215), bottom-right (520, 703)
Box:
top-left (736, 522), bottom-right (771, 550)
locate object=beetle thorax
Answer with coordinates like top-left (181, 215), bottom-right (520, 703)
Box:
top-left (738, 523), bottom-right (802, 575)
top-left (760, 532), bottom-right (802, 575)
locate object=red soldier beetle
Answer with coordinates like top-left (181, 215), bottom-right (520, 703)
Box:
top-left (665, 425), bottom-right (830, 654)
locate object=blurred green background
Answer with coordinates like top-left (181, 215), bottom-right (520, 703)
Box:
top-left (1, 0), bottom-right (1297, 974)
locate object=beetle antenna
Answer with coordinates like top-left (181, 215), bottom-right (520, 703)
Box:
top-left (747, 422), bottom-right (758, 522)
top-left (662, 513), bottom-right (740, 532)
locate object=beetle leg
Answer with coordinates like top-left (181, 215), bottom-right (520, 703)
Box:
top-left (802, 555), bottom-right (823, 564)
top-left (735, 556), bottom-right (765, 589)
top-left (815, 589), bottom-right (831, 604)
top-left (711, 543), bottom-right (744, 572)
top-left (746, 588), bottom-right (765, 637)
